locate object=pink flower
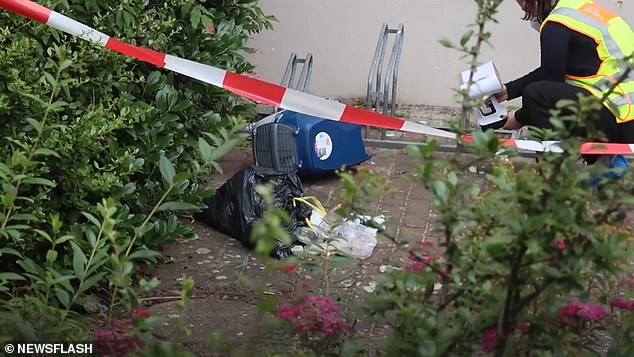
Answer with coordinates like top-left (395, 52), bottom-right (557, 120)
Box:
top-left (516, 322), bottom-right (531, 333)
top-left (305, 295), bottom-right (343, 314)
top-left (279, 263), bottom-right (297, 273)
top-left (275, 305), bottom-right (302, 320)
top-left (553, 239), bottom-right (567, 250)
top-left (274, 295), bottom-right (349, 337)
top-left (559, 300), bottom-right (607, 326)
top-left (611, 298), bottom-right (634, 311)
top-left (132, 307), bottom-right (150, 319)
top-left (408, 261), bottom-right (425, 271)
top-left (507, 321), bottom-right (531, 337)
top-left (559, 300), bottom-right (584, 326)
top-left (437, 265), bottom-right (450, 281)
top-left (407, 241), bottom-right (438, 271)
top-left (481, 328), bottom-right (498, 353)
top-left (576, 303), bottom-right (607, 321)
top-left (94, 318), bottom-right (143, 356)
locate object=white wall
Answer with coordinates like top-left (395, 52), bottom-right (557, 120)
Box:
top-left (246, 0), bottom-right (632, 107)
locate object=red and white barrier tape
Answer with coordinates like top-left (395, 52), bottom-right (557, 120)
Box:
top-left (1, 0), bottom-right (632, 155)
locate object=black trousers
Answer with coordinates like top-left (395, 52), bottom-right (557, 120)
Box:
top-left (515, 81), bottom-right (634, 143)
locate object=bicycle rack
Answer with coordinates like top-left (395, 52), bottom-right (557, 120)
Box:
top-left (271, 52), bottom-right (314, 113)
top-left (281, 52), bottom-right (314, 93)
top-left (366, 23), bottom-right (404, 140)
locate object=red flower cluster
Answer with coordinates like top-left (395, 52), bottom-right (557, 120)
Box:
top-left (481, 322), bottom-right (530, 353)
top-left (93, 307), bottom-right (150, 356)
top-left (274, 295), bottom-right (349, 337)
top-left (481, 328), bottom-right (497, 353)
top-left (407, 241), bottom-right (439, 271)
top-left (553, 239), bottom-right (567, 250)
top-left (559, 300), bottom-right (607, 326)
top-left (611, 298), bottom-right (634, 311)
top-left (506, 321), bottom-right (531, 337)
top-left (132, 307), bottom-right (150, 319)
top-left (279, 263), bottom-right (297, 273)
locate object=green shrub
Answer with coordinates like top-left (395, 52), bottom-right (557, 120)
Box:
top-left (0, 0), bottom-right (274, 343)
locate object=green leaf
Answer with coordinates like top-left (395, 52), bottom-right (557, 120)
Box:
top-left (46, 249), bottom-right (58, 263)
top-left (0, 272), bottom-right (25, 281)
top-left (123, 10), bottom-right (135, 27)
top-left (172, 173), bottom-right (189, 185)
top-left (58, 59), bottom-right (73, 71)
top-left (121, 183), bottom-right (136, 195)
top-left (207, 135), bottom-right (247, 163)
top-left (460, 30), bottom-right (474, 47)
top-left (438, 38), bottom-right (454, 48)
top-left (23, 177), bottom-right (56, 187)
top-left (55, 286), bottom-right (70, 307)
top-left (198, 137), bottom-right (212, 161)
top-left (86, 229), bottom-right (97, 248)
top-left (191, 6), bottom-right (202, 28)
top-left (82, 212), bottom-right (101, 227)
top-left (0, 248), bottom-right (22, 257)
top-left (71, 242), bottom-right (87, 278)
top-left (172, 100), bottom-right (193, 112)
top-left (129, 248), bottom-right (162, 261)
top-left (77, 272), bottom-right (107, 295)
top-left (146, 71), bottom-right (161, 86)
top-left (433, 181), bottom-right (448, 201)
top-left (10, 213), bottom-right (38, 222)
top-left (33, 148), bottom-right (60, 158)
top-left (25, 118), bottom-right (43, 134)
top-left (448, 172), bottom-right (458, 187)
top-left (157, 201), bottom-right (199, 212)
top-left (1, 183), bottom-right (17, 206)
top-left (159, 155), bottom-right (176, 184)
top-left (156, 86), bottom-right (179, 111)
top-left (418, 340), bottom-right (437, 356)
top-left (43, 72), bottom-right (56, 87)
top-left (19, 92), bottom-right (47, 107)
top-left (209, 160), bottom-right (223, 175)
top-left (0, 162), bottom-right (12, 175)
top-left (33, 229), bottom-right (53, 243)
top-left (458, 307), bottom-right (471, 321)
top-left (55, 235), bottom-right (74, 245)
top-left (257, 296), bottom-right (277, 312)
top-left (49, 101), bottom-right (68, 111)
top-left (52, 275), bottom-right (75, 286)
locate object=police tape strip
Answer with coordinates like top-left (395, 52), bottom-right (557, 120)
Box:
top-left (1, 0), bottom-right (633, 156)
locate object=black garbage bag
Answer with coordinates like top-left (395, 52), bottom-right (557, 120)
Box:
top-left (195, 166), bottom-right (312, 258)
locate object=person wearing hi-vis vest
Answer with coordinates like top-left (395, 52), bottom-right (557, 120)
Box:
top-left (494, 0), bottom-right (634, 176)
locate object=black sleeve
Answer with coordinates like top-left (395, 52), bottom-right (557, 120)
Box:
top-left (505, 68), bottom-right (541, 100)
top-left (503, 22), bottom-right (571, 99)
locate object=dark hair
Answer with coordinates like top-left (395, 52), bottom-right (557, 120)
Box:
top-left (522, 0), bottom-right (556, 22)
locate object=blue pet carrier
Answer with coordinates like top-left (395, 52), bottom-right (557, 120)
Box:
top-left (253, 110), bottom-right (371, 175)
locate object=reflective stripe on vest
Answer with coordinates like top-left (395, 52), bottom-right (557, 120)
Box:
top-left (542, 0), bottom-right (634, 122)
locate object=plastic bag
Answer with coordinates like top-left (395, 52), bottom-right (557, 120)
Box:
top-left (195, 165), bottom-right (312, 258)
top-left (330, 222), bottom-right (378, 260)
top-left (298, 207), bottom-right (378, 260)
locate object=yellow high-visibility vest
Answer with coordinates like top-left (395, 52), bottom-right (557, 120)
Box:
top-left (542, 0), bottom-right (634, 122)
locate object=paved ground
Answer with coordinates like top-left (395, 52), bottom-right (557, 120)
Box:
top-left (141, 124), bottom-right (493, 355)
top-left (139, 100), bottom-right (634, 356)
